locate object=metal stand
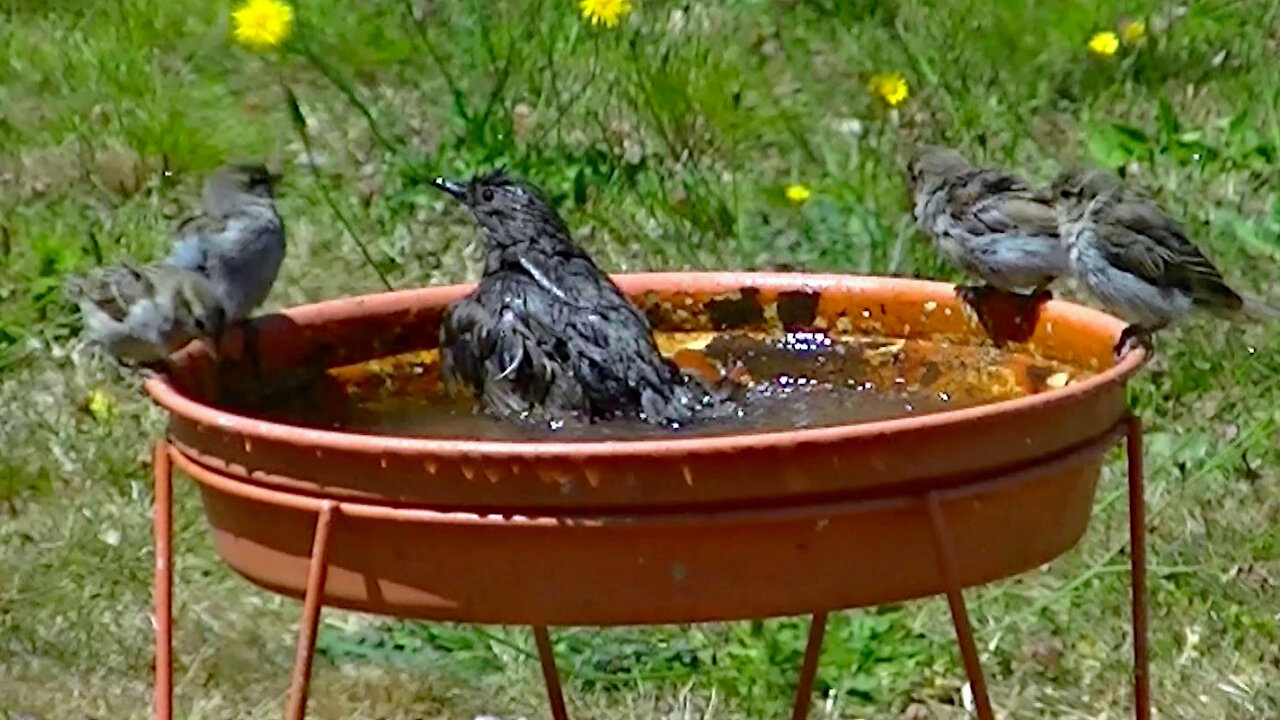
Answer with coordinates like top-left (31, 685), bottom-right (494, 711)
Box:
top-left (1127, 418), bottom-right (1150, 720)
top-left (153, 441), bottom-right (172, 720)
top-left (533, 626), bottom-right (570, 720)
top-left (790, 611), bottom-right (829, 720)
top-left (926, 492), bottom-right (996, 720)
top-left (151, 416), bottom-right (1150, 720)
top-left (285, 501), bottom-right (337, 720)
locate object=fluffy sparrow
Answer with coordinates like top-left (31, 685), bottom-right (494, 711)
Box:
top-left (908, 146), bottom-right (1068, 300)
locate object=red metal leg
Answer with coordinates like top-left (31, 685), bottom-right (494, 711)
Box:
top-left (533, 626), bottom-right (570, 720)
top-left (285, 500), bottom-right (338, 720)
top-left (153, 440), bottom-right (173, 720)
top-left (791, 611), bottom-right (829, 720)
top-left (926, 493), bottom-right (995, 720)
top-left (1127, 417), bottom-right (1150, 720)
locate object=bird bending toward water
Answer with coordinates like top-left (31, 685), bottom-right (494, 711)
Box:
top-left (165, 163), bottom-right (285, 321)
top-left (1049, 168), bottom-right (1273, 358)
top-left (432, 170), bottom-right (726, 427)
top-left (907, 146), bottom-right (1068, 301)
top-left (65, 264), bottom-right (226, 368)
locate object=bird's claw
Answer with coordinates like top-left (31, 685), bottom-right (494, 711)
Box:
top-left (1113, 325), bottom-right (1153, 362)
top-left (138, 360), bottom-right (170, 380)
top-left (954, 284), bottom-right (986, 307)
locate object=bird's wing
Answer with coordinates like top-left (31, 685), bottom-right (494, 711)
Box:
top-left (1098, 200), bottom-right (1243, 310)
top-left (440, 298), bottom-right (487, 393)
top-left (555, 280), bottom-right (703, 424)
top-left (483, 306), bottom-right (558, 417)
top-left (977, 194), bottom-right (1060, 238)
top-left (65, 265), bottom-right (155, 322)
top-left (949, 170), bottom-right (1058, 238)
top-left (441, 275), bottom-right (574, 417)
top-left (165, 214), bottom-right (227, 272)
top-left (518, 255), bottom-right (577, 305)
top-left (515, 251), bottom-right (611, 310)
top-left (946, 169), bottom-right (1022, 211)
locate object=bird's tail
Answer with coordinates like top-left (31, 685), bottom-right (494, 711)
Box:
top-left (1239, 294), bottom-right (1280, 322)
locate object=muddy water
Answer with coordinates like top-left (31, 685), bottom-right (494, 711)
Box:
top-left (219, 331), bottom-right (1088, 440)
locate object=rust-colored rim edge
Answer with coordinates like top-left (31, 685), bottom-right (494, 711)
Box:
top-left (144, 273), bottom-right (1146, 460)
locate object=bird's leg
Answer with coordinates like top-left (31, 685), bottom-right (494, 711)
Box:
top-left (198, 332), bottom-right (225, 401)
top-left (205, 326), bottom-right (225, 362)
top-left (956, 283), bottom-right (1048, 347)
top-left (1113, 324), bottom-right (1155, 361)
top-left (241, 321), bottom-right (264, 383)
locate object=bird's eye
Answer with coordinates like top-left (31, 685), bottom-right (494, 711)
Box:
top-left (194, 319), bottom-right (206, 332)
top-left (481, 188), bottom-right (495, 202)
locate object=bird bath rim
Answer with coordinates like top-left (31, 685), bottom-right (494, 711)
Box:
top-left (143, 272), bottom-right (1146, 460)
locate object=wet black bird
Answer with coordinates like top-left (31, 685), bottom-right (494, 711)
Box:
top-left (432, 171), bottom-right (724, 427)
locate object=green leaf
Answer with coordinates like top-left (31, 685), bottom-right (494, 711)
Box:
top-left (283, 84), bottom-right (308, 132)
top-left (1156, 97), bottom-right (1180, 139)
top-left (1087, 128), bottom-right (1134, 168)
top-left (572, 168), bottom-right (588, 205)
top-left (1111, 122), bottom-right (1149, 145)
top-left (1223, 210), bottom-right (1280, 259)
top-left (1087, 122), bottom-right (1152, 168)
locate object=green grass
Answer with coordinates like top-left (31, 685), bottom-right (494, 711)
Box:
top-left (3, 0), bottom-right (1280, 718)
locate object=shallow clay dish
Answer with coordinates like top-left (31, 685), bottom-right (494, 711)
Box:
top-left (147, 273), bottom-right (1144, 624)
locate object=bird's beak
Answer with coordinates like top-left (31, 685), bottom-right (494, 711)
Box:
top-left (431, 177), bottom-right (467, 201)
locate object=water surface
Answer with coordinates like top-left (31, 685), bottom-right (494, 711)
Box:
top-left (218, 331), bottom-right (1086, 440)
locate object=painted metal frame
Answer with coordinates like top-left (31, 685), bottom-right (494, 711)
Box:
top-left (151, 416), bottom-right (1149, 720)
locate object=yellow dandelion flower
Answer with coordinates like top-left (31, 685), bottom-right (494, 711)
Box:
top-left (579, 0), bottom-right (632, 28)
top-left (233, 0), bottom-right (293, 51)
top-left (1087, 31), bottom-right (1120, 58)
top-left (1120, 19), bottom-right (1146, 45)
top-left (868, 72), bottom-right (909, 108)
top-left (785, 184), bottom-right (812, 204)
top-left (87, 388), bottom-right (115, 423)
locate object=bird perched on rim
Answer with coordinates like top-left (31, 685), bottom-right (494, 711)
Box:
top-left (65, 264), bottom-right (226, 369)
top-left (431, 170), bottom-right (728, 427)
top-left (1048, 167), bottom-right (1274, 357)
top-left (907, 145), bottom-right (1068, 301)
top-left (165, 163), bottom-right (285, 322)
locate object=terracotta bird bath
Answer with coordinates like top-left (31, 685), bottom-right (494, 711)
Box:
top-left (144, 272), bottom-right (1150, 720)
